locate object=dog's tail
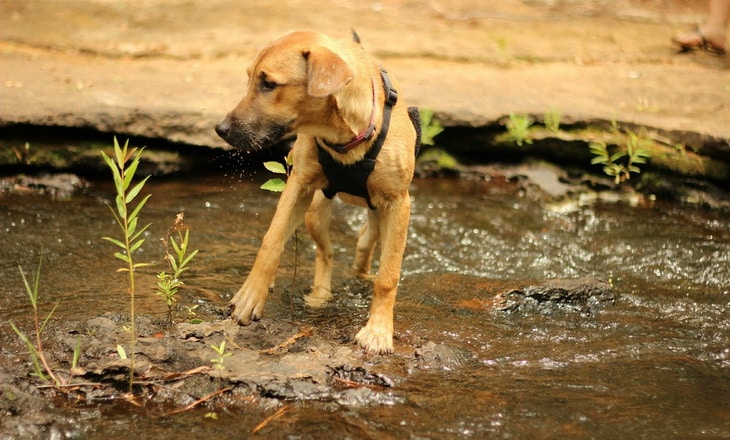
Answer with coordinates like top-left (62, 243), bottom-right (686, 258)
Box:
top-left (408, 107), bottom-right (422, 158)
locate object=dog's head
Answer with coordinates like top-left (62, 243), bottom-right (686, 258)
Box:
top-left (215, 31), bottom-right (361, 151)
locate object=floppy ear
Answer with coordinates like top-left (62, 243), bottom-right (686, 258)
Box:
top-left (303, 46), bottom-right (354, 97)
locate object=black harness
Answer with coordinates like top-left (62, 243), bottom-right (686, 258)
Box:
top-left (316, 68), bottom-right (421, 210)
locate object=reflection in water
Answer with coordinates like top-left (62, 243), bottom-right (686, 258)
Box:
top-left (1, 175), bottom-right (728, 438)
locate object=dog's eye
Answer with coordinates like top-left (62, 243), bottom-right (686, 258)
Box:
top-left (260, 78), bottom-right (278, 92)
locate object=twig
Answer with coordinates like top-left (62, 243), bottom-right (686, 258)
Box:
top-left (162, 387), bottom-right (232, 416)
top-left (259, 326), bottom-right (313, 355)
top-left (252, 405), bottom-right (289, 434)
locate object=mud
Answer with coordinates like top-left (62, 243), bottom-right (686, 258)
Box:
top-left (0, 276), bottom-right (612, 437)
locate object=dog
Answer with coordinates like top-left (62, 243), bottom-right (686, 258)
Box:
top-left (215, 30), bottom-right (420, 354)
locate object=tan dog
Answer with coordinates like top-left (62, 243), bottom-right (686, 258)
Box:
top-left (215, 30), bottom-right (418, 354)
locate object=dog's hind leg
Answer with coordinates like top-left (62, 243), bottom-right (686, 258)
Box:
top-left (304, 191), bottom-right (335, 307)
top-left (352, 209), bottom-right (380, 280)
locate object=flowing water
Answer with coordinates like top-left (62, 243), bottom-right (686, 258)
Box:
top-left (1, 172), bottom-right (729, 438)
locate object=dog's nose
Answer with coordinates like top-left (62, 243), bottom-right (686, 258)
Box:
top-left (215, 119), bottom-right (230, 139)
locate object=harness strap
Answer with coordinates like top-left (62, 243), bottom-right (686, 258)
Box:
top-left (316, 69), bottom-right (421, 211)
top-left (317, 68), bottom-right (397, 210)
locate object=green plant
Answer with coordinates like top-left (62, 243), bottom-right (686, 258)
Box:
top-left (156, 213), bottom-right (199, 324)
top-left (8, 256), bottom-right (64, 386)
top-left (506, 113), bottom-right (533, 146)
top-left (210, 341), bottom-right (232, 372)
top-left (184, 304), bottom-right (203, 324)
top-left (589, 131), bottom-right (651, 184)
top-left (417, 148), bottom-right (460, 173)
top-left (101, 137), bottom-right (152, 390)
top-left (544, 108), bottom-right (561, 133)
top-left (419, 108), bottom-right (444, 147)
top-left (260, 153), bottom-right (293, 192)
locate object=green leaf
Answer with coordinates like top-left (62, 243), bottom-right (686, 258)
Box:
top-left (123, 156), bottom-right (141, 190)
top-left (113, 137), bottom-right (127, 167)
top-left (181, 249), bottom-right (199, 268)
top-left (263, 161), bottom-right (287, 174)
top-left (609, 151), bottom-right (627, 162)
top-left (116, 344), bottom-right (127, 359)
top-left (125, 177), bottom-right (149, 204)
top-left (18, 265), bottom-right (37, 307)
top-left (261, 178), bottom-right (286, 192)
top-left (129, 238), bottom-right (145, 253)
top-left (128, 216), bottom-right (138, 237)
top-left (129, 194), bottom-right (151, 221)
top-left (129, 223), bottom-right (151, 242)
top-left (114, 252), bottom-right (131, 263)
top-left (115, 194), bottom-right (127, 219)
top-left (39, 302), bottom-right (59, 333)
top-left (102, 236), bottom-right (126, 249)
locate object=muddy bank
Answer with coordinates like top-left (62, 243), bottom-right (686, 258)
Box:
top-left (0, 277), bottom-right (612, 437)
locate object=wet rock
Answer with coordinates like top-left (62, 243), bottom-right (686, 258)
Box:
top-left (414, 341), bottom-right (474, 369)
top-left (495, 277), bottom-right (615, 315)
top-left (0, 173), bottom-right (88, 198)
top-left (326, 365), bottom-right (394, 388)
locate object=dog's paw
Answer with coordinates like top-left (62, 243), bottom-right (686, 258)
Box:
top-left (304, 286), bottom-right (333, 308)
top-left (229, 284), bottom-right (268, 325)
top-left (354, 323), bottom-right (394, 354)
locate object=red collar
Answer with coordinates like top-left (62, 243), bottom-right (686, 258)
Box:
top-left (316, 77), bottom-right (376, 154)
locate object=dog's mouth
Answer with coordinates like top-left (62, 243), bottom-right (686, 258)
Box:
top-left (215, 118), bottom-right (293, 152)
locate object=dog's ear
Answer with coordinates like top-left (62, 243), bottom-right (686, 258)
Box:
top-left (303, 46), bottom-right (354, 97)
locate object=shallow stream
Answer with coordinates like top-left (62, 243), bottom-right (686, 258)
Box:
top-left (1, 172), bottom-right (729, 438)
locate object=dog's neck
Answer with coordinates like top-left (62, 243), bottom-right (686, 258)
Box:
top-left (316, 77), bottom-right (377, 155)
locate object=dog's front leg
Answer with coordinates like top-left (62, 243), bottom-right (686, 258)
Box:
top-left (354, 195), bottom-right (411, 354)
top-left (230, 177), bottom-right (314, 325)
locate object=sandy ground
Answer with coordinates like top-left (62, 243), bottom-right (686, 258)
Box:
top-left (0, 0), bottom-right (729, 150)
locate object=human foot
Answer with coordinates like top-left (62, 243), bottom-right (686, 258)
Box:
top-left (672, 27), bottom-right (726, 54)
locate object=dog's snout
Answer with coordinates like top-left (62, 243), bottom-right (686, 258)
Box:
top-left (215, 118), bottom-right (231, 139)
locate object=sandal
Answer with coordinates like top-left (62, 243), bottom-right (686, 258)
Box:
top-left (672, 27), bottom-right (726, 55)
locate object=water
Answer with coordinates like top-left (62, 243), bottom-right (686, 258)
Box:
top-left (1, 173), bottom-right (728, 438)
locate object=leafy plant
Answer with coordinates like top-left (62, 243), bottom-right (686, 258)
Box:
top-left (260, 152), bottom-right (293, 193)
top-left (419, 108), bottom-right (444, 147)
top-left (184, 304), bottom-right (203, 324)
top-left (210, 341), bottom-right (232, 372)
top-left (544, 108), bottom-right (561, 133)
top-left (8, 256), bottom-right (64, 386)
top-left (417, 148), bottom-right (460, 173)
top-left (589, 131), bottom-right (651, 184)
top-left (506, 113), bottom-right (533, 146)
top-left (101, 137), bottom-right (152, 390)
top-left (156, 213), bottom-right (199, 324)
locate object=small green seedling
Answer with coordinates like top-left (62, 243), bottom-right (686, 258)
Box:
top-left (506, 113), bottom-right (533, 146)
top-left (210, 341), bottom-right (232, 372)
top-left (8, 256), bottom-right (63, 386)
top-left (544, 108), bottom-right (561, 133)
top-left (156, 213), bottom-right (199, 324)
top-left (589, 131), bottom-right (651, 184)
